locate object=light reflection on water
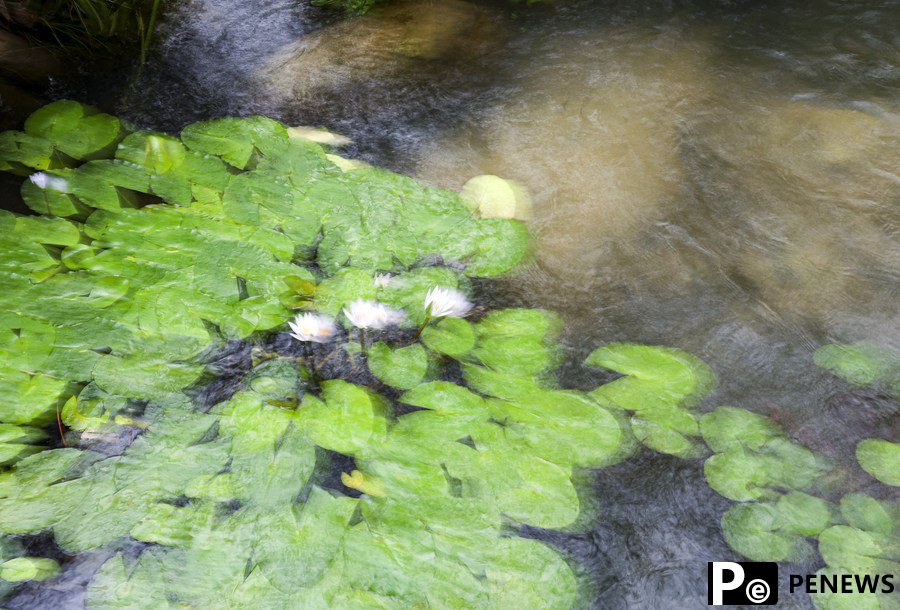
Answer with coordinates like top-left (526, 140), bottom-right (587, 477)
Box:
top-left (7, 1), bottom-right (899, 608)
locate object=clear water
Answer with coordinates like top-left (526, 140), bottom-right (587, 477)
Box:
top-left (4, 0), bottom-right (899, 607)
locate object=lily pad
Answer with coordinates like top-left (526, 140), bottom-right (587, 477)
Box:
top-left (24, 100), bottom-right (122, 160)
top-left (0, 557), bottom-right (60, 582)
top-left (367, 342), bottom-right (429, 389)
top-left (856, 439), bottom-right (900, 486)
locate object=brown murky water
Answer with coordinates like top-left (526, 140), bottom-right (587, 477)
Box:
top-left (3, 0), bottom-right (899, 608)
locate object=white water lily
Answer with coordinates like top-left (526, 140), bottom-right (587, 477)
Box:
top-left (424, 286), bottom-right (473, 318)
top-left (29, 172), bottom-right (69, 192)
top-left (343, 300), bottom-right (406, 329)
top-left (373, 273), bottom-right (393, 288)
top-left (288, 313), bottom-right (338, 343)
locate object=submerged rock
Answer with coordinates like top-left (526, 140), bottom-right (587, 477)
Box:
top-left (683, 100), bottom-right (900, 339)
top-left (257, 0), bottom-right (503, 103)
top-left (0, 31), bottom-right (61, 84)
top-left (415, 26), bottom-right (718, 285)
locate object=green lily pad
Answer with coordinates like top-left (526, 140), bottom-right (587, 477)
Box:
top-left (24, 100), bottom-right (122, 160)
top-left (421, 317), bottom-right (476, 358)
top-left (856, 439), bottom-right (900, 486)
top-left (839, 494), bottom-right (897, 537)
top-left (818, 525), bottom-right (896, 575)
top-left (721, 501), bottom-right (813, 562)
top-left (460, 175), bottom-right (532, 221)
top-left (367, 342), bottom-right (429, 389)
top-left (0, 556), bottom-right (60, 582)
top-left (296, 381), bottom-right (381, 454)
top-left (0, 131), bottom-right (58, 173)
top-left (181, 116), bottom-right (288, 169)
top-left (700, 406), bottom-right (782, 453)
top-left (814, 343), bottom-right (900, 391)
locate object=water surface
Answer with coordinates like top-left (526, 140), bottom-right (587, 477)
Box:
top-left (5, 0), bottom-right (900, 608)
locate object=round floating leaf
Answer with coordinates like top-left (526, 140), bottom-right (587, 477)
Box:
top-left (92, 355), bottom-right (205, 399)
top-left (421, 317), bottom-right (476, 358)
top-left (489, 391), bottom-right (625, 469)
top-left (485, 537), bottom-right (578, 610)
top-left (0, 131), bottom-right (57, 173)
top-left (839, 494), bottom-right (897, 537)
top-left (367, 342), bottom-right (428, 390)
top-left (721, 502), bottom-right (812, 562)
top-left (24, 100), bottom-right (122, 160)
top-left (586, 343), bottom-right (715, 409)
top-left (814, 343), bottom-right (900, 390)
top-left (459, 174), bottom-right (533, 221)
top-left (704, 449), bottom-right (772, 502)
top-left (325, 154), bottom-right (370, 172)
top-left (818, 525), bottom-right (891, 575)
top-left (401, 381), bottom-right (486, 416)
top-left (15, 216), bottom-right (80, 246)
top-left (244, 359), bottom-right (305, 401)
top-left (776, 492), bottom-right (834, 536)
top-left (700, 406), bottom-right (782, 453)
top-left (856, 439), bottom-right (900, 486)
top-left (477, 308), bottom-right (561, 341)
top-left (631, 415), bottom-right (703, 459)
top-left (810, 568), bottom-right (885, 610)
top-left (181, 116), bottom-right (288, 169)
top-left (296, 381), bottom-right (380, 454)
top-left (465, 219), bottom-right (529, 277)
top-left (288, 126), bottom-right (352, 147)
top-left (0, 557), bottom-right (60, 582)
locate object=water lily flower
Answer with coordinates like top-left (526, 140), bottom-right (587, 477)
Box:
top-left (29, 172), bottom-right (69, 192)
top-left (343, 300), bottom-right (406, 330)
top-left (288, 313), bottom-right (338, 343)
top-left (424, 286), bottom-right (473, 319)
top-left (374, 273), bottom-right (393, 288)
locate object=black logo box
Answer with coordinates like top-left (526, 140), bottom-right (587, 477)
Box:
top-left (708, 562), bottom-right (779, 606)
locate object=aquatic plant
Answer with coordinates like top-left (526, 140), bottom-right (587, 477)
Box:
top-left (701, 384), bottom-right (899, 610)
top-left (288, 312), bottom-right (338, 343)
top-left (811, 494), bottom-right (899, 610)
top-left (1, 99), bottom-right (891, 610)
top-left (587, 344), bottom-right (715, 458)
top-left (0, 0), bottom-right (162, 59)
top-left (700, 406), bottom-right (830, 502)
top-left (813, 342), bottom-right (900, 398)
top-left (699, 406), bottom-right (836, 564)
top-left (0, 100), bottom-right (727, 607)
top-left (856, 439), bottom-right (899, 487)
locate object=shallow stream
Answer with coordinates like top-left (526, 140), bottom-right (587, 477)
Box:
top-left (2, 0), bottom-right (898, 608)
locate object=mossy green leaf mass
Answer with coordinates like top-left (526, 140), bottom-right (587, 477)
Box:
top-left (0, 101), bottom-right (594, 608)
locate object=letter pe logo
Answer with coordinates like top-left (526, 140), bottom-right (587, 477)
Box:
top-left (708, 562), bottom-right (778, 605)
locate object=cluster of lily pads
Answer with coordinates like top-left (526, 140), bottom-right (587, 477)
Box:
top-left (0, 100), bottom-right (714, 608)
top-left (696, 349), bottom-right (899, 610)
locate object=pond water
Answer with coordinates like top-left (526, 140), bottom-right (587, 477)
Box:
top-left (2, 0), bottom-right (898, 608)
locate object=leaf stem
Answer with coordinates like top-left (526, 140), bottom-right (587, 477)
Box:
top-left (413, 314), bottom-right (432, 340)
top-left (56, 403), bottom-right (67, 448)
top-left (140, 0), bottom-right (162, 66)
